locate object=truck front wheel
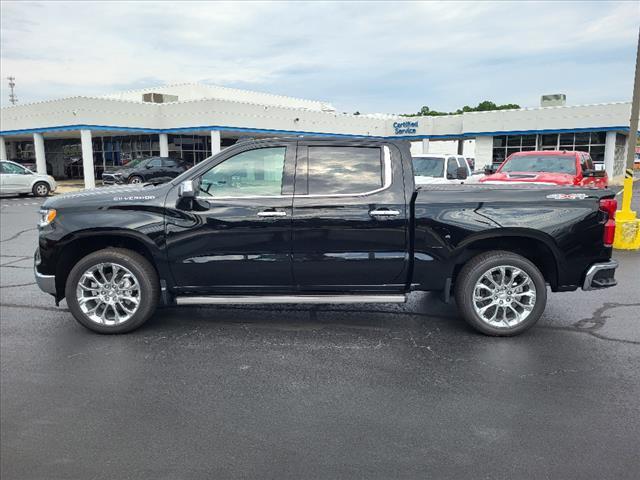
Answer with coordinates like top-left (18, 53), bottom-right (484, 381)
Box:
top-left (65, 248), bottom-right (159, 334)
top-left (454, 250), bottom-right (547, 336)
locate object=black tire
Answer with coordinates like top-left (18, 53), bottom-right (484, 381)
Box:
top-left (65, 248), bottom-right (159, 334)
top-left (128, 175), bottom-right (143, 184)
top-left (454, 250), bottom-right (547, 336)
top-left (32, 181), bottom-right (50, 197)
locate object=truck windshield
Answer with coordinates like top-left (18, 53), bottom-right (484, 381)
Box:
top-left (500, 155), bottom-right (576, 174)
top-left (413, 157), bottom-right (444, 177)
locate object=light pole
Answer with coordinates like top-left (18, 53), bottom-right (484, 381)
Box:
top-left (613, 27), bottom-right (640, 250)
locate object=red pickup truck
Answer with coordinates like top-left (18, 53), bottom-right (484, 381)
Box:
top-left (480, 150), bottom-right (608, 188)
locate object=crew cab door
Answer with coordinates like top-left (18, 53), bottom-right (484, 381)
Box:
top-left (291, 141), bottom-right (409, 291)
top-left (165, 141), bottom-right (296, 292)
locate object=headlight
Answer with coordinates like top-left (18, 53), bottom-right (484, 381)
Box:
top-left (39, 208), bottom-right (57, 227)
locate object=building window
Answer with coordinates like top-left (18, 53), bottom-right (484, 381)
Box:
top-left (492, 131), bottom-right (608, 166)
top-left (168, 134), bottom-right (213, 166)
top-left (492, 135), bottom-right (537, 163)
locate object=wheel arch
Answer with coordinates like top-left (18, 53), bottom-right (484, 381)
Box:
top-left (54, 230), bottom-right (169, 301)
top-left (31, 179), bottom-right (51, 192)
top-left (451, 230), bottom-right (561, 290)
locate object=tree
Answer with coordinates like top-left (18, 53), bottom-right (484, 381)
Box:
top-left (402, 100), bottom-right (521, 117)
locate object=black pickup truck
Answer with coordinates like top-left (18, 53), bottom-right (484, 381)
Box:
top-left (34, 137), bottom-right (618, 336)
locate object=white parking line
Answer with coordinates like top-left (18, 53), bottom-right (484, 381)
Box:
top-left (0, 201), bottom-right (42, 208)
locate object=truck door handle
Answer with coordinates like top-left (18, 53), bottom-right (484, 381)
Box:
top-left (369, 208), bottom-right (400, 217)
top-left (257, 210), bottom-right (287, 217)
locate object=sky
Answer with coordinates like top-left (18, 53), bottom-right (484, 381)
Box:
top-left (0, 0), bottom-right (638, 113)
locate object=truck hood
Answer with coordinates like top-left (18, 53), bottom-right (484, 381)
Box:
top-left (480, 171), bottom-right (576, 185)
top-left (42, 183), bottom-right (170, 210)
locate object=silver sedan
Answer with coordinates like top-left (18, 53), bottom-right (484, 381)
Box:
top-left (0, 160), bottom-right (57, 197)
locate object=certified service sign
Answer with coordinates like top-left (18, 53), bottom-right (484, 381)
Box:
top-left (393, 121), bottom-right (418, 135)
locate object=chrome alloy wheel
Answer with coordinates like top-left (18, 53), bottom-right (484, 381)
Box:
top-left (35, 183), bottom-right (49, 195)
top-left (129, 177), bottom-right (142, 184)
top-left (472, 265), bottom-right (536, 328)
top-left (76, 262), bottom-right (141, 325)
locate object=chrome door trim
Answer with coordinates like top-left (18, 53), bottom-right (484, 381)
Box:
top-left (369, 209), bottom-right (400, 217)
top-left (257, 210), bottom-right (287, 217)
top-left (193, 145), bottom-right (394, 201)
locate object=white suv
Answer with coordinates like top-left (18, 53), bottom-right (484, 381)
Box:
top-left (412, 154), bottom-right (471, 185)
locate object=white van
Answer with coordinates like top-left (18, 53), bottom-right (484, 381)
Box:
top-left (412, 154), bottom-right (471, 185)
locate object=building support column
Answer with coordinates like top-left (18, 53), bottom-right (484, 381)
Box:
top-left (80, 129), bottom-right (95, 189)
top-left (421, 138), bottom-right (430, 154)
top-left (159, 133), bottom-right (169, 157)
top-left (211, 130), bottom-right (221, 155)
top-left (603, 131), bottom-right (617, 179)
top-left (0, 137), bottom-right (7, 161)
top-left (473, 136), bottom-right (494, 169)
top-left (33, 133), bottom-right (47, 175)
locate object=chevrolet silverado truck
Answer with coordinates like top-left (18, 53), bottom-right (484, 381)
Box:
top-left (481, 150), bottom-right (608, 188)
top-left (34, 138), bottom-right (619, 336)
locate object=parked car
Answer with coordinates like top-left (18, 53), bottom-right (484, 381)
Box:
top-left (64, 157), bottom-right (105, 180)
top-left (35, 138), bottom-right (618, 336)
top-left (412, 154), bottom-right (470, 184)
top-left (0, 160), bottom-right (56, 197)
top-left (481, 151), bottom-right (607, 187)
top-left (102, 156), bottom-right (188, 185)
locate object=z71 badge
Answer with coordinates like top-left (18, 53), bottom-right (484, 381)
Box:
top-left (546, 193), bottom-right (589, 200)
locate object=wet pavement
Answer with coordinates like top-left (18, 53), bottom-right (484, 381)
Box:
top-left (1, 193), bottom-right (639, 480)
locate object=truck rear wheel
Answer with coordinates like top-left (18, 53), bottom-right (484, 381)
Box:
top-left (454, 250), bottom-right (547, 336)
top-left (65, 248), bottom-right (159, 334)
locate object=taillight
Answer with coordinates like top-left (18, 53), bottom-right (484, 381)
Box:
top-left (599, 198), bottom-right (617, 247)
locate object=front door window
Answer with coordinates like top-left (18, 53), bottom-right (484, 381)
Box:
top-left (200, 147), bottom-right (286, 197)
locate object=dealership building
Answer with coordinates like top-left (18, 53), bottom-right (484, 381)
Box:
top-left (0, 83), bottom-right (635, 187)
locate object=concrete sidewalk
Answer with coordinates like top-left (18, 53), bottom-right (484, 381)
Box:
top-left (54, 180), bottom-right (88, 194)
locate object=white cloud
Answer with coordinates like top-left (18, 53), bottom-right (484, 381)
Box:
top-left (0, 0), bottom-right (637, 112)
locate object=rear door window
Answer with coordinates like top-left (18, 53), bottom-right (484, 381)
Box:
top-left (306, 146), bottom-right (383, 195)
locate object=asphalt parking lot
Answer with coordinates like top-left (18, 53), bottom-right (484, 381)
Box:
top-left (1, 190), bottom-right (639, 480)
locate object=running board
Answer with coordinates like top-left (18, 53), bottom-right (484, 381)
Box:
top-left (175, 294), bottom-right (407, 306)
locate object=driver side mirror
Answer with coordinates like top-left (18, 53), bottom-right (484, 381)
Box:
top-left (178, 179), bottom-right (197, 198)
top-left (455, 166), bottom-right (468, 180)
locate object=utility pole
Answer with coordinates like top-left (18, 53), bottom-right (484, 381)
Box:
top-left (614, 27), bottom-right (640, 250)
top-left (7, 76), bottom-right (18, 105)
